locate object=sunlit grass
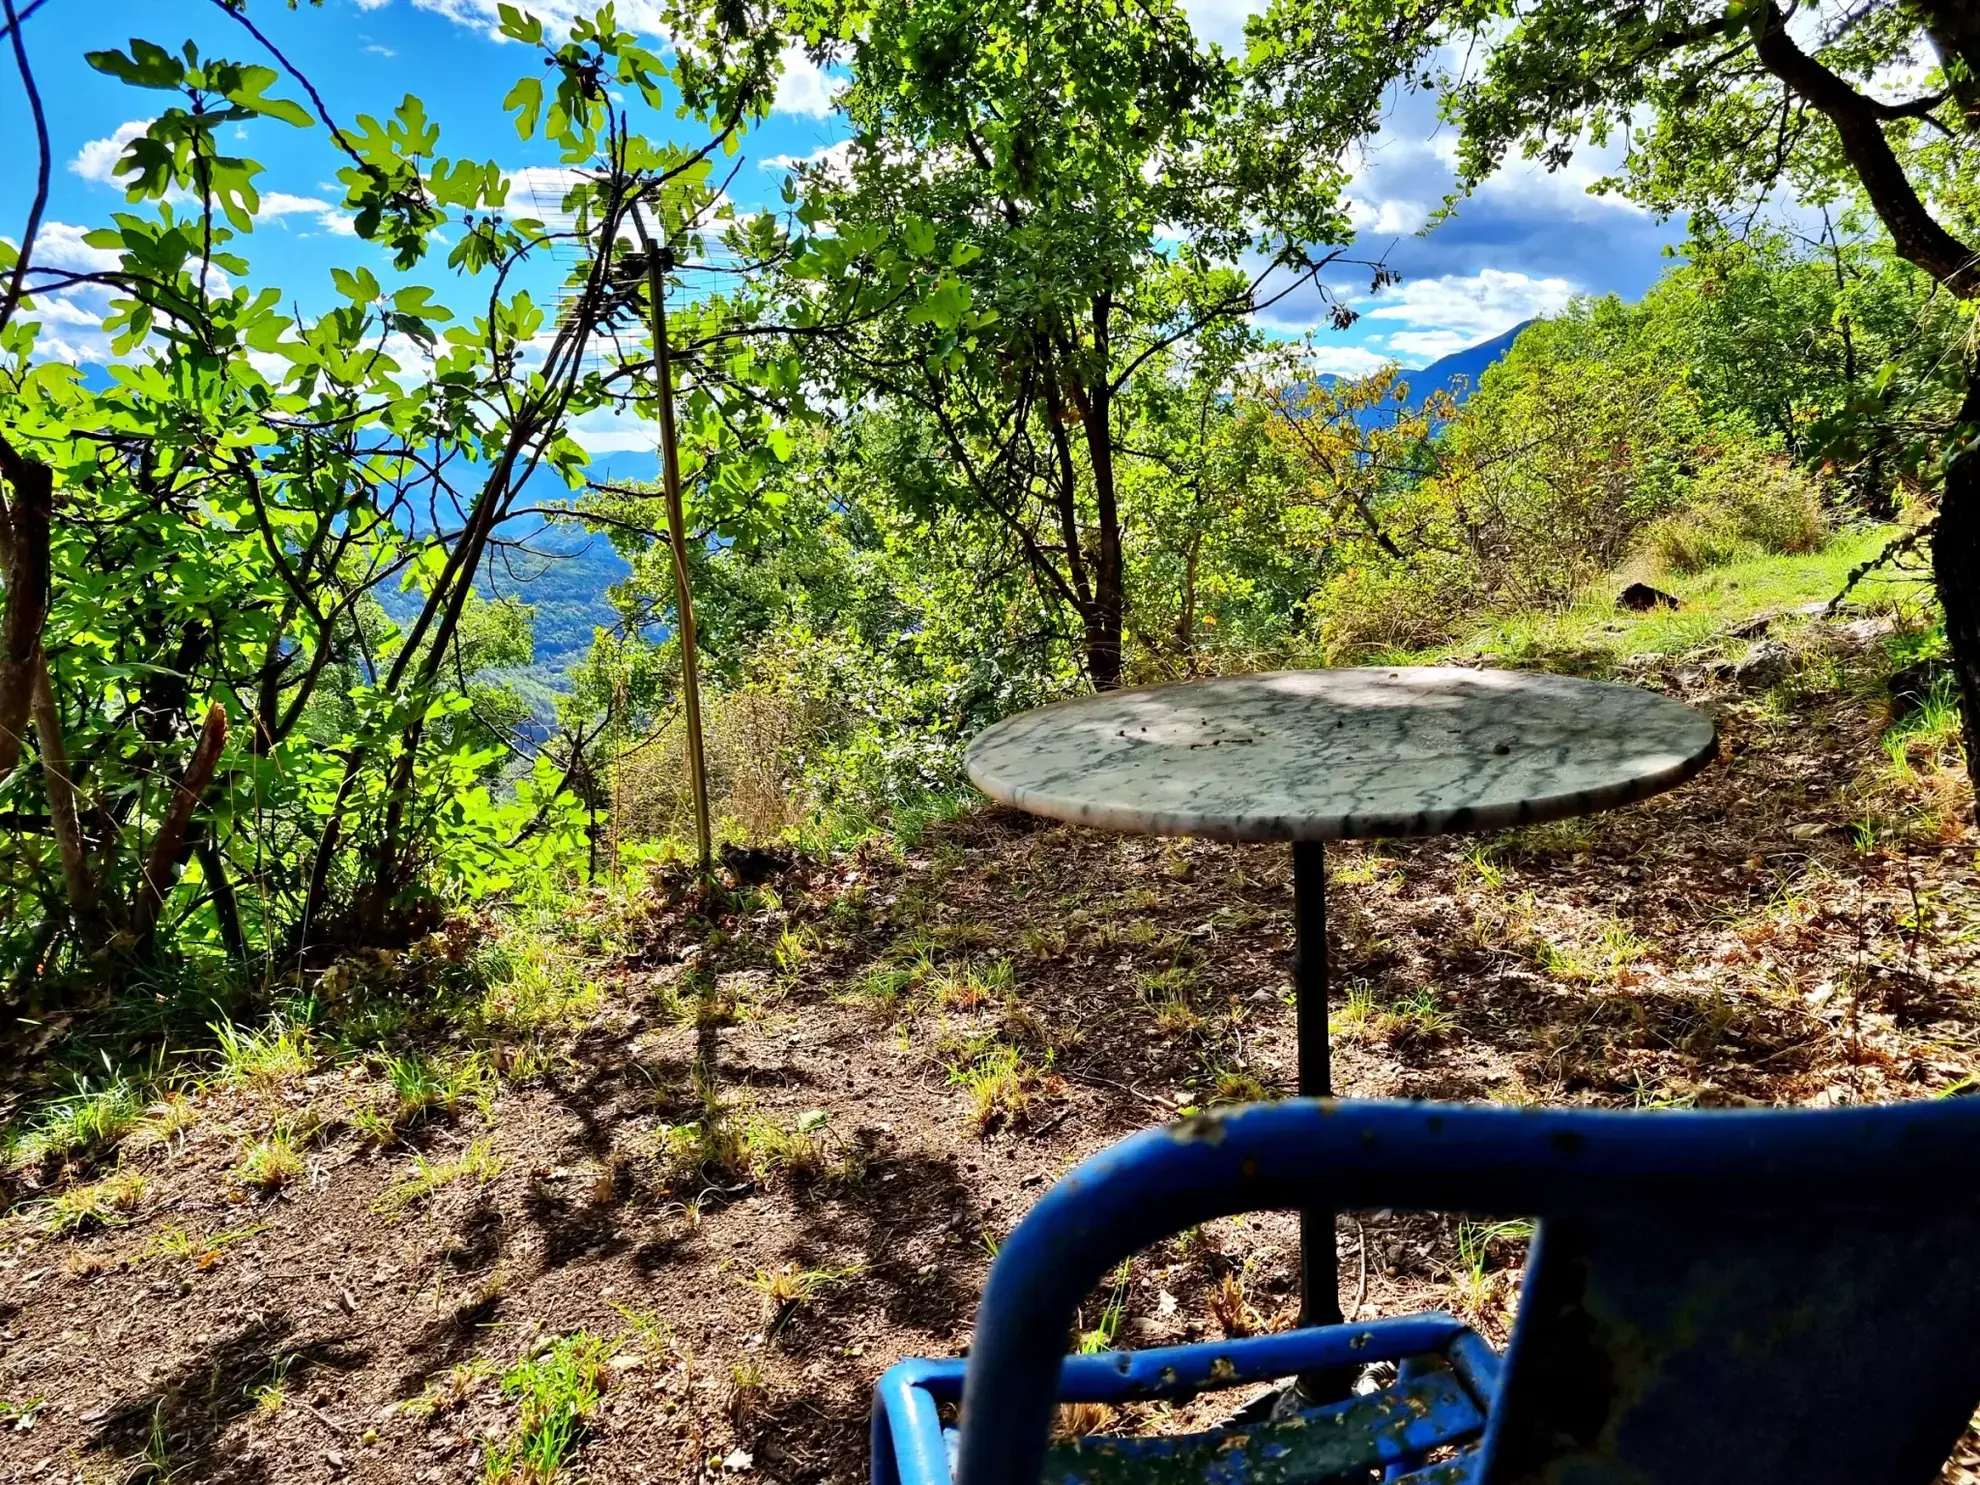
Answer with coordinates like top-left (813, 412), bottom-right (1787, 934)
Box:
top-left (374, 1137), bottom-right (503, 1216)
top-left (43, 1167), bottom-right (147, 1233)
top-left (5, 1078), bottom-right (146, 1171)
top-left (1421, 526), bottom-right (1910, 675)
top-left (212, 1016), bottom-right (315, 1089)
top-left (482, 1333), bottom-right (612, 1484)
top-left (942, 1036), bottom-right (1055, 1134)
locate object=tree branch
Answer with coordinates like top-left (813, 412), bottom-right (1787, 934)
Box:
top-left (0, 0), bottom-right (52, 338)
top-left (1748, 1), bottom-right (1979, 296)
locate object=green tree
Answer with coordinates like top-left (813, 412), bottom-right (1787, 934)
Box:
top-left (776, 0), bottom-right (1359, 689)
top-left (0, 1), bottom-right (797, 988)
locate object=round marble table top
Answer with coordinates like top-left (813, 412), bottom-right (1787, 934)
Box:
top-left (965, 667), bottom-right (1717, 842)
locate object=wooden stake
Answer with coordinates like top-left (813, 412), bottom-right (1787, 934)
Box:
top-left (629, 204), bottom-right (713, 881)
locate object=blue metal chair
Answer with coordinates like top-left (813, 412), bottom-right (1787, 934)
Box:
top-left (871, 1098), bottom-right (1980, 1485)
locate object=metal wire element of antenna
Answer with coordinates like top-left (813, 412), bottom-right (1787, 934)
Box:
top-left (627, 198), bottom-right (713, 881)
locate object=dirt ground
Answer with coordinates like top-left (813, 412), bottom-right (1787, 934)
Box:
top-left (4, 614), bottom-right (1979, 1483)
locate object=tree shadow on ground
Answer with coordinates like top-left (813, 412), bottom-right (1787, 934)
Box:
top-left (85, 1317), bottom-right (368, 1485)
top-left (765, 1148), bottom-right (990, 1348)
top-left (390, 1283), bottom-right (506, 1403)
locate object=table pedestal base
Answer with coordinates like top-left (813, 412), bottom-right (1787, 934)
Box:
top-left (1291, 840), bottom-right (1361, 1403)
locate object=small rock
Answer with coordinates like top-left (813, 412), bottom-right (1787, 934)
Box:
top-left (1618, 582), bottom-right (1680, 612)
top-left (1732, 639), bottom-right (1793, 690)
top-left (1729, 612), bottom-right (1774, 639)
top-left (1836, 614), bottom-right (1894, 644)
top-left (723, 1448), bottom-right (755, 1472)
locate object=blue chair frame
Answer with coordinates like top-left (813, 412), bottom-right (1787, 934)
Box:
top-left (872, 1098), bottom-right (1980, 1485)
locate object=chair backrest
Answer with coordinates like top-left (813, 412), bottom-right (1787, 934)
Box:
top-left (1482, 1206), bottom-right (1980, 1484)
top-left (952, 1099), bottom-right (1980, 1485)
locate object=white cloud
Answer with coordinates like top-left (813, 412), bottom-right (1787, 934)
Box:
top-left (1346, 195), bottom-right (1428, 236)
top-left (1360, 268), bottom-right (1576, 341)
top-left (30, 333), bottom-right (111, 366)
top-left (411, 0), bottom-right (669, 39)
top-left (10, 273), bottom-right (115, 363)
top-left (262, 192), bottom-right (336, 215)
top-left (70, 119), bottom-right (153, 186)
top-left (355, 0), bottom-right (392, 9)
top-left (773, 46), bottom-right (838, 119)
top-left (24, 222), bottom-right (122, 273)
top-left (1383, 329), bottom-right (1475, 362)
top-left (1301, 343), bottom-right (1396, 378)
top-left (569, 406), bottom-right (662, 455)
top-left (1474, 148), bottom-right (1646, 220)
top-left (760, 139), bottom-right (853, 177)
top-left (28, 296), bottom-right (104, 329)
top-left (260, 191), bottom-right (358, 236)
top-left (365, 42), bottom-right (397, 57)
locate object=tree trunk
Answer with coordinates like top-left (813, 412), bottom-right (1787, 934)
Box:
top-left (0, 440), bottom-right (52, 780)
top-left (32, 654), bottom-right (96, 932)
top-left (1075, 297), bottom-right (1125, 690)
top-left (133, 701), bottom-right (228, 948)
top-left (196, 836), bottom-right (249, 967)
top-left (1084, 392), bottom-right (1125, 690)
top-left (1934, 364), bottom-right (1980, 777)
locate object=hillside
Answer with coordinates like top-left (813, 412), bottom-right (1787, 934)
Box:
top-left (5, 535), bottom-right (1973, 1485)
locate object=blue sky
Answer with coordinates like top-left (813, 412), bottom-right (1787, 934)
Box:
top-left (1, 0), bottom-right (1690, 397)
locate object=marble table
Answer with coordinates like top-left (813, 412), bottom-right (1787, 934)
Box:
top-left (965, 667), bottom-right (1716, 1354)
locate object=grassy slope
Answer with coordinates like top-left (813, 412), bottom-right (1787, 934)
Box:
top-left (1419, 525), bottom-right (1924, 672)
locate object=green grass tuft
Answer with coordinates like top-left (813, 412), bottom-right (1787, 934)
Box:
top-left (482, 1333), bottom-right (612, 1484)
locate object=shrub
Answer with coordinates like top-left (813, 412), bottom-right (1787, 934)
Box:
top-left (1698, 443), bottom-right (1827, 556)
top-left (1638, 511), bottom-right (1754, 575)
top-left (1638, 446), bottom-right (1826, 576)
top-left (1311, 551), bottom-right (1483, 662)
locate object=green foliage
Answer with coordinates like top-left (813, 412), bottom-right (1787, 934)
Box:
top-left (373, 1136), bottom-right (503, 1216)
top-left (0, 2), bottom-right (800, 995)
top-left (4, 1076), bottom-right (146, 1172)
top-left (212, 1017), bottom-right (314, 1088)
top-left (42, 1166), bottom-right (147, 1233)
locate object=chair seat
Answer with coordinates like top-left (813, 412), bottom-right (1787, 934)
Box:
top-left (1043, 1372), bottom-right (1485, 1484)
top-left (871, 1312), bottom-right (1501, 1485)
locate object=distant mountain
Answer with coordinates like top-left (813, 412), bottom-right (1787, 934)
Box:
top-left (1309, 320), bottom-right (1533, 431)
top-left (1398, 320), bottom-right (1532, 405)
top-left (375, 519), bottom-right (632, 678)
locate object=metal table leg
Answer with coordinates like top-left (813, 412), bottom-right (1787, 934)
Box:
top-left (1293, 839), bottom-right (1358, 1403)
top-left (1292, 838), bottom-right (1342, 1328)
